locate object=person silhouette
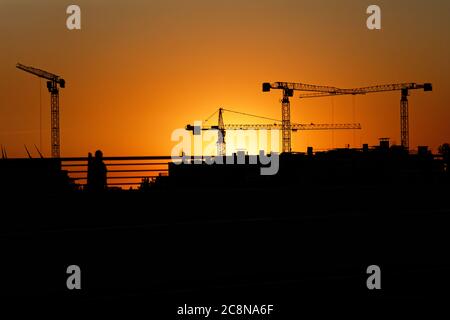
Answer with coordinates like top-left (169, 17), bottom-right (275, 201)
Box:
top-left (87, 150), bottom-right (107, 191)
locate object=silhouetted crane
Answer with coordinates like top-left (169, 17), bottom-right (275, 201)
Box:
top-left (262, 81), bottom-right (432, 152)
top-left (186, 108), bottom-right (362, 156)
top-left (298, 83), bottom-right (432, 150)
top-left (16, 63), bottom-right (66, 158)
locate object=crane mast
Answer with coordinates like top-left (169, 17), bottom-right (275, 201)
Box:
top-left (16, 63), bottom-right (66, 158)
top-left (217, 108), bottom-right (226, 157)
top-left (400, 88), bottom-right (409, 150)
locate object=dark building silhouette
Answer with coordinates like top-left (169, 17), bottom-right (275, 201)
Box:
top-left (158, 141), bottom-right (448, 189)
top-left (0, 158), bottom-right (74, 194)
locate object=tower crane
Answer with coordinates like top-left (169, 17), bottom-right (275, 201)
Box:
top-left (16, 63), bottom-right (66, 158)
top-left (297, 83), bottom-right (432, 150)
top-left (262, 82), bottom-right (360, 153)
top-left (186, 108), bottom-right (362, 156)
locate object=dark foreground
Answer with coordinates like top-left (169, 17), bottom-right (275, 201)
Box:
top-left (2, 184), bottom-right (450, 315)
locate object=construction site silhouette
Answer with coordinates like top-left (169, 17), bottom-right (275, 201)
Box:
top-left (2, 138), bottom-right (450, 307)
top-left (1, 74), bottom-right (449, 307)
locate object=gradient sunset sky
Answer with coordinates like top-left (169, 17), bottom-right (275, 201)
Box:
top-left (0, 0), bottom-right (449, 157)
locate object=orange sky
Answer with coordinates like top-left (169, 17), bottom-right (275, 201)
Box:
top-left (1, 0), bottom-right (449, 157)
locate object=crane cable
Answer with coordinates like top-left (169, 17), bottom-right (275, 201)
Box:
top-left (203, 109), bottom-right (219, 123)
top-left (205, 107), bottom-right (281, 124)
top-left (222, 108), bottom-right (281, 122)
